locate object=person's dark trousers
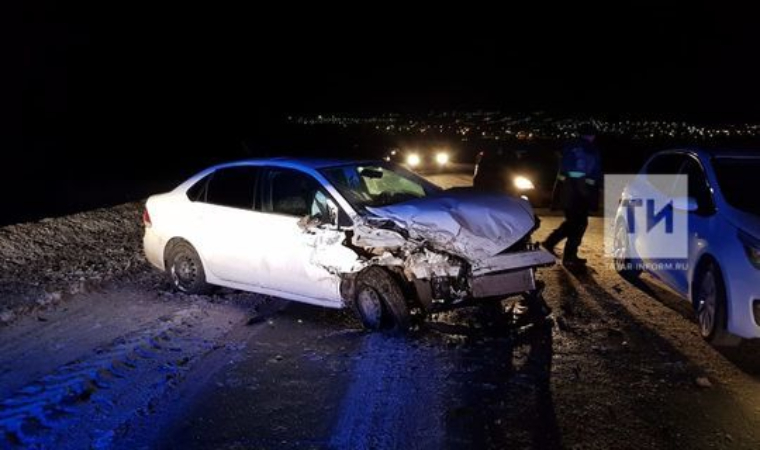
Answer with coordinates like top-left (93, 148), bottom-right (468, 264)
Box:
top-left (544, 207), bottom-right (589, 260)
top-left (562, 207), bottom-right (589, 260)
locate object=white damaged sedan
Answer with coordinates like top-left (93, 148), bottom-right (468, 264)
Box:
top-left (143, 158), bottom-right (555, 330)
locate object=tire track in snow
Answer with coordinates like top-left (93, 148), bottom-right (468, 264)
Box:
top-left (329, 333), bottom-right (447, 450)
top-left (0, 305), bottom-right (236, 449)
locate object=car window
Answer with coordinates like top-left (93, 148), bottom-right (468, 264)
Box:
top-left (186, 174), bottom-right (212, 202)
top-left (713, 157), bottom-right (760, 215)
top-left (205, 166), bottom-right (259, 210)
top-left (644, 154), bottom-right (686, 175)
top-left (264, 168), bottom-right (325, 217)
top-left (678, 158), bottom-right (714, 213)
top-left (320, 162), bottom-right (441, 210)
top-left (642, 153), bottom-right (688, 197)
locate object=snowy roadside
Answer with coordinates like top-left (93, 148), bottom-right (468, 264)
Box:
top-left (0, 202), bottom-right (148, 325)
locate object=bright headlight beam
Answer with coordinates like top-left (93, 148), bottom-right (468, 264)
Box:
top-left (406, 153), bottom-right (421, 167)
top-left (513, 175), bottom-right (535, 190)
top-left (435, 152), bottom-right (450, 165)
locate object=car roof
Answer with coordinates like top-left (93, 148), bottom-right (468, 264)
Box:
top-left (655, 148), bottom-right (760, 161)
top-left (702, 148), bottom-right (760, 159)
top-left (211, 157), bottom-right (377, 171)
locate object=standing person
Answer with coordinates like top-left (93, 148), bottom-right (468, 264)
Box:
top-left (542, 123), bottom-right (602, 265)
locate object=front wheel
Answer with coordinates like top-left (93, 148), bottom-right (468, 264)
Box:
top-left (694, 261), bottom-right (741, 347)
top-left (613, 222), bottom-right (641, 280)
top-left (354, 267), bottom-right (411, 331)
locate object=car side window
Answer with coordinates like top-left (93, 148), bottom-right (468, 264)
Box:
top-left (645, 154), bottom-right (686, 175)
top-left (264, 168), bottom-right (325, 217)
top-left (186, 174), bottom-right (212, 202)
top-left (262, 168), bottom-right (352, 225)
top-left (679, 158), bottom-right (714, 213)
top-left (204, 166), bottom-right (260, 210)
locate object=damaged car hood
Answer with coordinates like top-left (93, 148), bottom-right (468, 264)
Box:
top-left (365, 189), bottom-right (536, 262)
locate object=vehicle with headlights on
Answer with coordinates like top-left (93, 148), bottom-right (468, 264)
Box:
top-left (473, 148), bottom-right (551, 206)
top-left (383, 148), bottom-right (452, 171)
top-left (612, 149), bottom-right (760, 345)
top-left (143, 158), bottom-right (555, 331)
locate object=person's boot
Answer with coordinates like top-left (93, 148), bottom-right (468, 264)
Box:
top-left (541, 240), bottom-right (558, 257)
top-left (562, 255), bottom-right (588, 266)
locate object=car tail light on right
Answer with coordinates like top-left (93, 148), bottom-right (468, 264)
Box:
top-left (142, 208), bottom-right (152, 227)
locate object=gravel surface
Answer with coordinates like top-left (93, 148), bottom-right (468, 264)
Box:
top-left (0, 202), bottom-right (149, 324)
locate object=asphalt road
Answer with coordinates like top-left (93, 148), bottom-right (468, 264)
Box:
top-left (1, 169), bottom-right (759, 450)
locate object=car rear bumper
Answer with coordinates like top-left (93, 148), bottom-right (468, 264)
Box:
top-left (143, 228), bottom-right (166, 271)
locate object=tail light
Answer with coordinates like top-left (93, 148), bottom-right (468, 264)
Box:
top-left (142, 208), bottom-right (152, 227)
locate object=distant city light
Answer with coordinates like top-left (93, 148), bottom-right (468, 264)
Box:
top-left (289, 112), bottom-right (760, 141)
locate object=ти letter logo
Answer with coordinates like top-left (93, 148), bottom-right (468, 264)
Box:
top-left (605, 174), bottom-right (689, 260)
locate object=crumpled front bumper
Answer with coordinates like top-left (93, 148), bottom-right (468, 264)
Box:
top-left (412, 249), bottom-right (556, 309)
top-left (469, 249), bottom-right (556, 298)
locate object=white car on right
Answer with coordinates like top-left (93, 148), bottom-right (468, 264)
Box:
top-left (613, 149), bottom-right (760, 345)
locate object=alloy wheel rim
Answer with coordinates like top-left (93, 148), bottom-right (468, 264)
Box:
top-left (697, 270), bottom-right (717, 337)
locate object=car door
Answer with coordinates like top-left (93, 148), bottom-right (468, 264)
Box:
top-left (190, 165), bottom-right (271, 286)
top-left (631, 153), bottom-right (686, 272)
top-left (254, 166), bottom-right (348, 303)
top-left (665, 156), bottom-right (717, 294)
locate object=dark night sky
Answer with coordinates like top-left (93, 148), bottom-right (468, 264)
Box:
top-left (14, 2), bottom-right (760, 174)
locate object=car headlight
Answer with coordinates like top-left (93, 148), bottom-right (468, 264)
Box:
top-left (435, 152), bottom-right (450, 165)
top-left (738, 230), bottom-right (760, 270)
top-left (406, 153), bottom-right (421, 167)
top-left (513, 175), bottom-right (535, 191)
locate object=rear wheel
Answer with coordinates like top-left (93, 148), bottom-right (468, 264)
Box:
top-left (694, 260), bottom-right (741, 347)
top-left (166, 241), bottom-right (211, 294)
top-left (354, 267), bottom-right (410, 331)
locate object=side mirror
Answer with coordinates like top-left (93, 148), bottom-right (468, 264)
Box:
top-left (672, 196), bottom-right (698, 212)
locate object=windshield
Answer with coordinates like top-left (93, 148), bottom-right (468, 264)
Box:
top-left (320, 162), bottom-right (443, 210)
top-left (713, 157), bottom-right (760, 216)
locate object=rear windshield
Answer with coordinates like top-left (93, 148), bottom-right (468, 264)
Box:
top-left (712, 157), bottom-right (760, 216)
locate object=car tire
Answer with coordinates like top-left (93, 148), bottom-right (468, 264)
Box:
top-left (354, 266), bottom-right (410, 332)
top-left (166, 241), bottom-right (211, 295)
top-left (694, 260), bottom-right (741, 347)
top-left (613, 222), bottom-right (642, 280)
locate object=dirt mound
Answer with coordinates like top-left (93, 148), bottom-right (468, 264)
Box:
top-left (0, 202), bottom-right (148, 324)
